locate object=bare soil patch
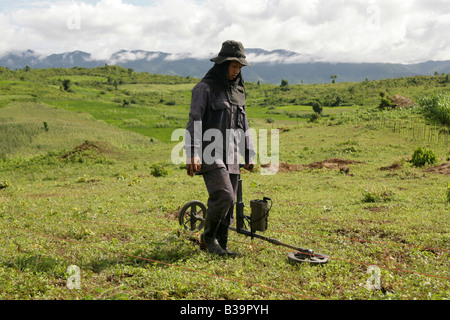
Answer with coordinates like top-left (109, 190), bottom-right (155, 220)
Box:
top-left (61, 140), bottom-right (117, 159)
top-left (425, 162), bottom-right (450, 175)
top-left (261, 158), bottom-right (363, 174)
top-left (305, 158), bottom-right (363, 170)
top-left (388, 95), bottom-right (415, 109)
top-left (379, 162), bottom-right (403, 171)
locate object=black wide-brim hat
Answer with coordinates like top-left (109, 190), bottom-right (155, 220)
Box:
top-left (210, 40), bottom-right (250, 66)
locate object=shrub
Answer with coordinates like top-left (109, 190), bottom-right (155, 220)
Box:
top-left (361, 190), bottom-right (380, 203)
top-left (312, 101), bottom-right (323, 115)
top-left (150, 162), bottom-right (170, 177)
top-left (280, 78), bottom-right (289, 87)
top-left (61, 79), bottom-right (72, 91)
top-left (121, 99), bottom-right (130, 108)
top-left (0, 180), bottom-right (10, 189)
top-left (410, 147), bottom-right (437, 167)
top-left (378, 97), bottom-right (392, 110)
top-left (308, 112), bottom-right (321, 123)
top-left (361, 187), bottom-right (394, 203)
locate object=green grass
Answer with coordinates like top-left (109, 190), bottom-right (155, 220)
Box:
top-left (0, 102), bottom-right (155, 158)
top-left (1, 122), bottom-right (448, 300)
top-left (0, 66), bottom-right (449, 300)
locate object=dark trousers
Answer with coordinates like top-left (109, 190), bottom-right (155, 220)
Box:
top-left (202, 168), bottom-right (239, 227)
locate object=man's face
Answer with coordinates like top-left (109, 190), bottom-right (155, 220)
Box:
top-left (227, 61), bottom-right (244, 80)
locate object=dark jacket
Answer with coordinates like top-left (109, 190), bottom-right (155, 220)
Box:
top-left (185, 81), bottom-right (255, 174)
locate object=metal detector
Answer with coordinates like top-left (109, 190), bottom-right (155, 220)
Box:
top-left (178, 165), bottom-right (329, 265)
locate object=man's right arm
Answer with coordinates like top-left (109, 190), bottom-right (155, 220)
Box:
top-left (185, 83), bottom-right (209, 176)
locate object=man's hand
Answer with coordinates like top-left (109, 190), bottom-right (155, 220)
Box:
top-left (187, 156), bottom-right (201, 177)
top-left (243, 161), bottom-right (254, 172)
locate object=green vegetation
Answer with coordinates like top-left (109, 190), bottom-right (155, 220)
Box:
top-left (418, 92), bottom-right (450, 126)
top-left (0, 65), bottom-right (449, 300)
top-left (411, 147), bottom-right (438, 167)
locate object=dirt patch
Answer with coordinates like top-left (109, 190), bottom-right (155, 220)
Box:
top-left (278, 162), bottom-right (305, 172)
top-left (261, 158), bottom-right (363, 173)
top-left (260, 162), bottom-right (302, 173)
top-left (425, 162), bottom-right (450, 175)
top-left (379, 162), bottom-right (402, 171)
top-left (305, 158), bottom-right (363, 170)
top-left (388, 95), bottom-right (415, 109)
top-left (61, 140), bottom-right (116, 159)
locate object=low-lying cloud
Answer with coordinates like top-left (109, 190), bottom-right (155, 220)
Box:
top-left (0, 0), bottom-right (449, 64)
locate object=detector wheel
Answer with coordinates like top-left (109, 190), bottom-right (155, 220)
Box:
top-left (178, 200), bottom-right (207, 232)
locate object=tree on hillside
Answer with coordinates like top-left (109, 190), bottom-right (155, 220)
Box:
top-left (280, 78), bottom-right (289, 87)
top-left (330, 74), bottom-right (338, 83)
top-left (61, 79), bottom-right (72, 91)
top-left (312, 101), bottom-right (323, 115)
top-left (280, 78), bottom-right (289, 91)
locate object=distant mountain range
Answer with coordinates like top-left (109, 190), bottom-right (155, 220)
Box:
top-left (1, 49), bottom-right (450, 84)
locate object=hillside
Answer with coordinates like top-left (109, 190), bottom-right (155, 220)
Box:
top-left (0, 66), bottom-right (449, 301)
top-left (1, 65), bottom-right (449, 152)
top-left (2, 49), bottom-right (450, 84)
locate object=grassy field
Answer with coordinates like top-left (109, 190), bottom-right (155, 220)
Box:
top-left (0, 66), bottom-right (449, 301)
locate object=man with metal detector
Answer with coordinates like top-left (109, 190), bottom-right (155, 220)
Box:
top-left (185, 40), bottom-right (255, 256)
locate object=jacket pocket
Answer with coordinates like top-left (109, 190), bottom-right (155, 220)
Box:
top-left (209, 99), bottom-right (230, 126)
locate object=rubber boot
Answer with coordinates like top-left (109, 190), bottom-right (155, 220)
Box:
top-left (216, 223), bottom-right (237, 257)
top-left (202, 219), bottom-right (226, 256)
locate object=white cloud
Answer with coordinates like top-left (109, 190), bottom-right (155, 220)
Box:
top-left (106, 51), bottom-right (161, 64)
top-left (0, 0), bottom-right (449, 63)
top-left (247, 51), bottom-right (316, 64)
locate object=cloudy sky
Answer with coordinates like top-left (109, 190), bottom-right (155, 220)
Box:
top-left (0, 0), bottom-right (449, 64)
